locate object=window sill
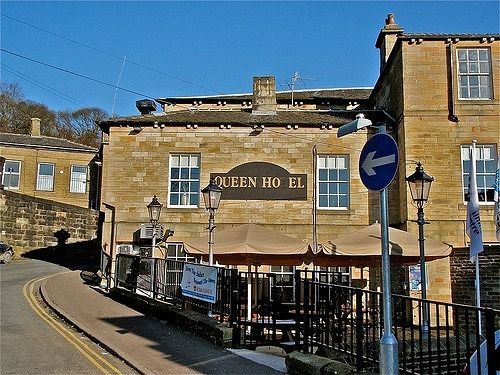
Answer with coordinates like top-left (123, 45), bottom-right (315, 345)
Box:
top-left (457, 202), bottom-right (495, 210)
top-left (457, 98), bottom-right (494, 103)
top-left (317, 208), bottom-right (351, 215)
top-left (166, 205), bottom-right (200, 211)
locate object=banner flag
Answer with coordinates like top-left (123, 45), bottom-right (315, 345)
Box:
top-left (466, 141), bottom-right (484, 261)
top-left (494, 153), bottom-right (500, 242)
top-left (180, 263), bottom-right (218, 303)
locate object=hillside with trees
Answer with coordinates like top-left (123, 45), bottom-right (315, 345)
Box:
top-left (0, 82), bottom-right (108, 148)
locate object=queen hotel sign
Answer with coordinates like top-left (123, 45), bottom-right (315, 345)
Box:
top-left (210, 162), bottom-right (307, 200)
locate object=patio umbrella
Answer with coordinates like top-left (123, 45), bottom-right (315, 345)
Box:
top-left (183, 223), bottom-right (313, 266)
top-left (184, 223), bottom-right (313, 322)
top-left (314, 222), bottom-right (452, 267)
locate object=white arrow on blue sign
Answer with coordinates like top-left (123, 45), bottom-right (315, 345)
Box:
top-left (359, 133), bottom-right (399, 191)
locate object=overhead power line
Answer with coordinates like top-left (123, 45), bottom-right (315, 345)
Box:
top-left (1, 48), bottom-right (156, 100)
top-left (0, 47), bottom-right (372, 155)
top-left (1, 47), bottom-right (374, 155)
top-left (1, 13), bottom-right (225, 95)
top-left (1, 63), bottom-right (89, 107)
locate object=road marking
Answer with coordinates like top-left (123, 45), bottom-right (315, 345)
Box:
top-left (23, 276), bottom-right (123, 375)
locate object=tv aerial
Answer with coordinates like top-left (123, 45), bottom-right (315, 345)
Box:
top-left (289, 71), bottom-right (317, 106)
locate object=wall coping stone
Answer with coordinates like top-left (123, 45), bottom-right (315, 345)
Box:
top-left (1, 189), bottom-right (98, 214)
top-left (285, 350), bottom-right (377, 375)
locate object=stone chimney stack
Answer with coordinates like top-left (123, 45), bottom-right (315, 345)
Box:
top-left (252, 76), bottom-right (277, 115)
top-left (375, 13), bottom-right (404, 72)
top-left (30, 117), bottom-right (41, 137)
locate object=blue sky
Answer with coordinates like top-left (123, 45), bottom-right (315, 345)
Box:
top-left (1, 1), bottom-right (499, 116)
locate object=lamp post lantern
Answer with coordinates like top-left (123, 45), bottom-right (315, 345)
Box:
top-left (406, 162), bottom-right (434, 333)
top-left (202, 178), bottom-right (222, 266)
top-left (147, 195), bottom-right (163, 254)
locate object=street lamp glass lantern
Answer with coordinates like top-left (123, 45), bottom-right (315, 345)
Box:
top-left (202, 178), bottom-right (223, 210)
top-left (147, 195), bottom-right (163, 224)
top-left (406, 163), bottom-right (434, 208)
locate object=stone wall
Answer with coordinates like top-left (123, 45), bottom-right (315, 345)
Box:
top-left (0, 189), bottom-right (100, 254)
top-left (450, 246), bottom-right (500, 310)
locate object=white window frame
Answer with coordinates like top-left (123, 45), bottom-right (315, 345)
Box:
top-left (317, 155), bottom-right (349, 210)
top-left (270, 265), bottom-right (295, 303)
top-left (457, 48), bottom-right (492, 100)
top-left (36, 163), bottom-right (55, 191)
top-left (69, 165), bottom-right (87, 193)
top-left (166, 243), bottom-right (196, 262)
top-left (168, 154), bottom-right (200, 208)
top-left (2, 160), bottom-right (21, 190)
top-left (461, 144), bottom-right (497, 204)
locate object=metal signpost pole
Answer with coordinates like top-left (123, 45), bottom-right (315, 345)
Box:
top-left (376, 125), bottom-right (399, 375)
top-left (379, 186), bottom-right (399, 374)
top-left (338, 115), bottom-right (399, 374)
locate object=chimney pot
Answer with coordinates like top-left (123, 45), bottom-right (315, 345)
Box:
top-left (376, 13), bottom-right (404, 72)
top-left (252, 76), bottom-right (277, 115)
top-left (30, 118), bottom-right (41, 137)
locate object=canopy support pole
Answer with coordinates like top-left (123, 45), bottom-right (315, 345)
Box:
top-left (247, 265), bottom-right (252, 322)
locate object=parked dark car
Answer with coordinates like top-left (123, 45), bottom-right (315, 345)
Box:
top-left (0, 242), bottom-right (13, 263)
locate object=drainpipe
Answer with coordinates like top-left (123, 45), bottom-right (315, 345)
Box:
top-left (312, 145), bottom-right (318, 254)
top-left (103, 203), bottom-right (116, 288)
top-left (447, 42), bottom-right (460, 123)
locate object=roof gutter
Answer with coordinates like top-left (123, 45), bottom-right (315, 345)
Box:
top-left (0, 142), bottom-right (97, 153)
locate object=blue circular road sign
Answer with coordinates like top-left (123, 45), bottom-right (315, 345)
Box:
top-left (359, 133), bottom-right (399, 191)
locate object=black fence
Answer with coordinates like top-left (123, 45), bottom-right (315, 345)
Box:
top-left (235, 269), bottom-right (349, 349)
top-left (111, 255), bottom-right (499, 373)
top-left (297, 272), bottom-right (500, 374)
top-left (115, 254), bottom-right (238, 323)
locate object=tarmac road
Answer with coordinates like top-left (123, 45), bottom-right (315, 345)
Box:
top-left (0, 259), bottom-right (137, 375)
top-left (1, 258), bottom-right (286, 374)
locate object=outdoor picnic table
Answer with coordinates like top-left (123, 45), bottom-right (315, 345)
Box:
top-left (243, 317), bottom-right (302, 342)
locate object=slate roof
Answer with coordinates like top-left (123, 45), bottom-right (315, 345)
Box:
top-left (399, 33), bottom-right (499, 41)
top-left (157, 88), bottom-right (373, 104)
top-left (0, 132), bottom-right (98, 153)
top-left (99, 109), bottom-right (388, 131)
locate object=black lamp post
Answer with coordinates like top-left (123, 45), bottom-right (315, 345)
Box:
top-left (202, 178), bottom-right (222, 266)
top-left (147, 195), bottom-right (163, 254)
top-left (406, 162), bottom-right (434, 333)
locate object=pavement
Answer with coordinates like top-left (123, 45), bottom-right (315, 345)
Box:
top-left (41, 271), bottom-right (287, 375)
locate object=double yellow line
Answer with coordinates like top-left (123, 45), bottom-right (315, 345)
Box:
top-left (23, 275), bottom-right (123, 375)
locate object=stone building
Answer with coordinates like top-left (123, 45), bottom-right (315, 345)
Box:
top-left (0, 118), bottom-right (99, 209)
top-left (99, 79), bottom-right (379, 258)
top-left (98, 15), bottom-right (499, 306)
top-left (371, 14), bottom-right (499, 305)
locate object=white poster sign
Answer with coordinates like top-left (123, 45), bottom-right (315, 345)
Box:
top-left (180, 263), bottom-right (218, 303)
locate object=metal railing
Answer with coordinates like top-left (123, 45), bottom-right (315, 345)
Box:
top-left (113, 255), bottom-right (499, 373)
top-left (236, 269), bottom-right (350, 349)
top-left (297, 274), bottom-right (500, 374)
top-left (115, 254), bottom-right (238, 323)
top-left (237, 271), bottom-right (293, 348)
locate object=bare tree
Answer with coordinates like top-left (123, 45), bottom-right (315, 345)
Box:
top-left (0, 82), bottom-right (57, 135)
top-left (56, 107), bottom-right (108, 148)
top-left (1, 81), bottom-right (108, 147)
